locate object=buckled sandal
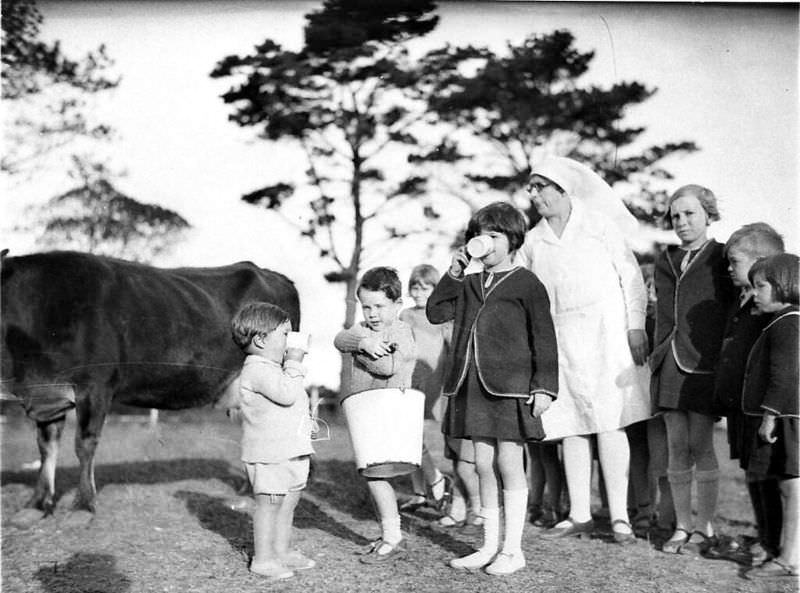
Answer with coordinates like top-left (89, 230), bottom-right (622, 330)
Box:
top-left (359, 539), bottom-right (407, 564)
top-left (399, 494), bottom-right (427, 512)
top-left (541, 518), bottom-right (594, 539)
top-left (662, 527), bottom-right (691, 554)
top-left (430, 475), bottom-right (453, 513)
top-left (681, 530), bottom-right (719, 556)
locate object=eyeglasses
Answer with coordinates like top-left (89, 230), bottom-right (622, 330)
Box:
top-left (526, 180), bottom-right (552, 193)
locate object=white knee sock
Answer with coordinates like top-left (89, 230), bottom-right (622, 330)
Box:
top-left (470, 495), bottom-right (482, 515)
top-left (501, 489), bottom-right (528, 555)
top-left (449, 492), bottom-right (467, 521)
top-left (481, 507), bottom-right (501, 552)
top-left (381, 516), bottom-right (402, 545)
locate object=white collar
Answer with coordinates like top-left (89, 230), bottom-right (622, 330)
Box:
top-left (529, 199), bottom-right (584, 244)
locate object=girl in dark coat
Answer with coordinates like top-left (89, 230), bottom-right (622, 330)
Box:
top-left (715, 223), bottom-right (785, 564)
top-left (427, 201), bottom-right (558, 576)
top-left (743, 253), bottom-right (799, 578)
top-left (651, 185), bottom-right (736, 554)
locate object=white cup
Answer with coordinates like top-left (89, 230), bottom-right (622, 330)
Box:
top-left (286, 331), bottom-right (311, 352)
top-left (466, 235), bottom-right (494, 258)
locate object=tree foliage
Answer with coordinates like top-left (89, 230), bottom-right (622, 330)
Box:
top-left (212, 5), bottom-right (698, 343)
top-left (4, 1), bottom-right (189, 263)
top-left (1, 0), bottom-right (119, 176)
top-left (18, 157), bottom-right (190, 262)
top-left (415, 30), bottom-right (698, 226)
top-left (212, 0), bottom-right (444, 333)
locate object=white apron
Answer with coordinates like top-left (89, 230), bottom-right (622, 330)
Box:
top-left (519, 203), bottom-right (651, 440)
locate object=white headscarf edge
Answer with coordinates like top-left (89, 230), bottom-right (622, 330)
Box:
top-left (531, 156), bottom-right (640, 236)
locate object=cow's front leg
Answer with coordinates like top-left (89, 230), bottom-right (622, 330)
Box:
top-left (72, 389), bottom-right (110, 513)
top-left (27, 417), bottom-right (66, 515)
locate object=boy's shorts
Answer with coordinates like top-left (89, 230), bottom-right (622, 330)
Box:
top-left (245, 455), bottom-right (310, 495)
top-left (444, 436), bottom-right (475, 463)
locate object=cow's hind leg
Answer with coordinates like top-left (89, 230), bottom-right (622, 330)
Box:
top-left (9, 417), bottom-right (65, 528)
top-left (30, 418), bottom-right (65, 514)
top-left (72, 388), bottom-right (111, 514)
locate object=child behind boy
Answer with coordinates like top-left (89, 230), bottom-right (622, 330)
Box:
top-left (398, 264), bottom-right (451, 513)
top-left (742, 253), bottom-right (799, 578)
top-left (334, 267), bottom-right (417, 563)
top-left (714, 223), bottom-right (785, 564)
top-left (399, 264), bottom-right (483, 530)
top-left (231, 302), bottom-right (315, 580)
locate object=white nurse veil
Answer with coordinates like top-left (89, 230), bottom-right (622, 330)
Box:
top-left (531, 156), bottom-right (640, 236)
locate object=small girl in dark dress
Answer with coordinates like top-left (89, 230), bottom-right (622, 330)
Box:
top-left (742, 253), bottom-right (799, 578)
top-left (426, 201), bottom-right (558, 576)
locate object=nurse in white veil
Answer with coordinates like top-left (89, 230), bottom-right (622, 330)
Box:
top-left (517, 156), bottom-right (652, 542)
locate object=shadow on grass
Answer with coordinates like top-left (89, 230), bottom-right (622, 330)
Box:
top-left (174, 487), bottom-right (372, 557)
top-left (306, 458), bottom-right (376, 521)
top-left (1, 458), bottom-right (242, 506)
top-left (33, 552), bottom-right (131, 593)
top-left (295, 497), bottom-right (371, 546)
top-left (174, 490), bottom-right (252, 558)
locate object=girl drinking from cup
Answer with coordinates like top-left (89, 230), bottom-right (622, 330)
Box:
top-left (426, 201), bottom-right (559, 575)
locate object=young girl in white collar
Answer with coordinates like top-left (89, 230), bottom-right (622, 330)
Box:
top-left (427, 201), bottom-right (559, 575)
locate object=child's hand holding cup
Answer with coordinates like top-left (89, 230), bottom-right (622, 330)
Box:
top-left (285, 331), bottom-right (311, 362)
top-left (449, 246), bottom-right (471, 278)
top-left (456, 234), bottom-right (494, 275)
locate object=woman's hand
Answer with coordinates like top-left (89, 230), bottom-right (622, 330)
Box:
top-left (449, 247), bottom-right (470, 278)
top-left (758, 413), bottom-right (777, 443)
top-left (529, 392), bottom-right (553, 418)
top-left (627, 329), bottom-right (650, 365)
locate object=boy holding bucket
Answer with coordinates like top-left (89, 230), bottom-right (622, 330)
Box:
top-left (334, 267), bottom-right (418, 564)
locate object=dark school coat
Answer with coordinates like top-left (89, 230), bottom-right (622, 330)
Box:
top-left (426, 267), bottom-right (559, 400)
top-left (742, 306), bottom-right (799, 418)
top-left (651, 239), bottom-right (736, 375)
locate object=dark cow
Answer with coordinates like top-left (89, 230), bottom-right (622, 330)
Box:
top-left (1, 250), bottom-right (299, 518)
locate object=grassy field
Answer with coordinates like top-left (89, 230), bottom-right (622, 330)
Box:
top-left (1, 405), bottom-right (797, 593)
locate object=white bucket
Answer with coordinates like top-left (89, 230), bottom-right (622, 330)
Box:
top-left (340, 388), bottom-right (425, 478)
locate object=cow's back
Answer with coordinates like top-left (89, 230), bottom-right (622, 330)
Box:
top-left (1, 251), bottom-right (299, 410)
